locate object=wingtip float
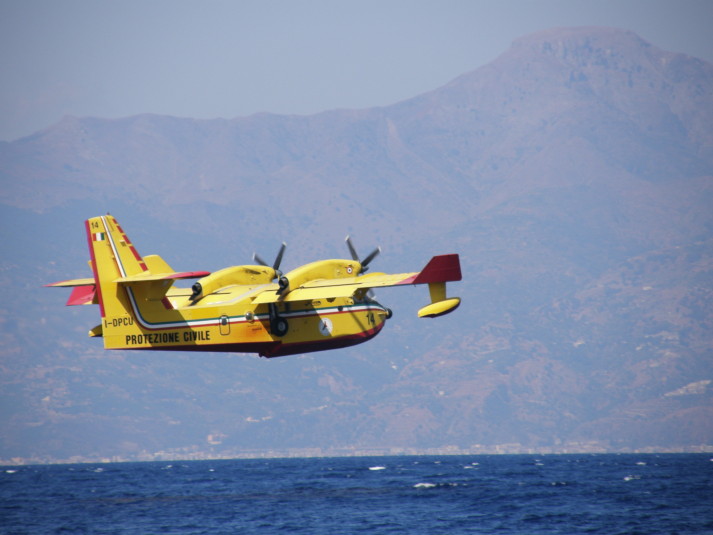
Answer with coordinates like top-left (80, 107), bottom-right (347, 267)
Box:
top-left (47, 215), bottom-right (462, 357)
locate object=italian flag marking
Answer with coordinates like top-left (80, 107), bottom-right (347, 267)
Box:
top-left (93, 232), bottom-right (106, 241)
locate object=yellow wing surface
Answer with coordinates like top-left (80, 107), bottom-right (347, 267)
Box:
top-left (252, 254), bottom-right (462, 318)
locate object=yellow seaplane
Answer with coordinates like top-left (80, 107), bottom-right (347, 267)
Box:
top-left (47, 215), bottom-right (461, 357)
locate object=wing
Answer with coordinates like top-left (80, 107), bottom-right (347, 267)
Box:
top-left (253, 254), bottom-right (461, 304)
top-left (252, 271), bottom-right (414, 303)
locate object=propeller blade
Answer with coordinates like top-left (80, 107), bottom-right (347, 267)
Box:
top-left (253, 242), bottom-right (287, 279)
top-left (361, 247), bottom-right (381, 269)
top-left (253, 252), bottom-right (268, 267)
top-left (273, 242), bottom-right (287, 271)
top-left (345, 236), bottom-right (380, 274)
top-left (345, 236), bottom-right (359, 262)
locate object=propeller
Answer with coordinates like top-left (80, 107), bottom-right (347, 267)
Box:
top-left (346, 235), bottom-right (386, 305)
top-left (254, 242), bottom-right (289, 291)
top-left (345, 236), bottom-right (380, 274)
top-left (254, 242), bottom-right (286, 275)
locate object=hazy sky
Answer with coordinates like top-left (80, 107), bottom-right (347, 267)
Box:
top-left (1, 0), bottom-right (711, 141)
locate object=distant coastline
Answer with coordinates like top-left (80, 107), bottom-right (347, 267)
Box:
top-left (4, 443), bottom-right (712, 466)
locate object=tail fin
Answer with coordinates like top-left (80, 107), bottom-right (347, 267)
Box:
top-left (48, 215), bottom-right (210, 346)
top-left (86, 215), bottom-right (149, 319)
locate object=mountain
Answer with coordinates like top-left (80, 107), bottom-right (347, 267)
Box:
top-left (1, 27), bottom-right (711, 462)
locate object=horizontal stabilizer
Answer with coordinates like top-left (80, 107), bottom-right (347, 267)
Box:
top-left (114, 270), bottom-right (210, 284)
top-left (45, 278), bottom-right (95, 287)
top-left (67, 285), bottom-right (98, 306)
top-left (45, 278), bottom-right (98, 306)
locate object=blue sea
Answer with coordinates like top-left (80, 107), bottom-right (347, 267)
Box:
top-left (1, 454), bottom-right (711, 534)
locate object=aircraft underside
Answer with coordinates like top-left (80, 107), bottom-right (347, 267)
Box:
top-left (113, 322), bottom-right (384, 358)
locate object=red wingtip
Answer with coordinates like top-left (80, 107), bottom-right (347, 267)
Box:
top-left (412, 254), bottom-right (462, 285)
